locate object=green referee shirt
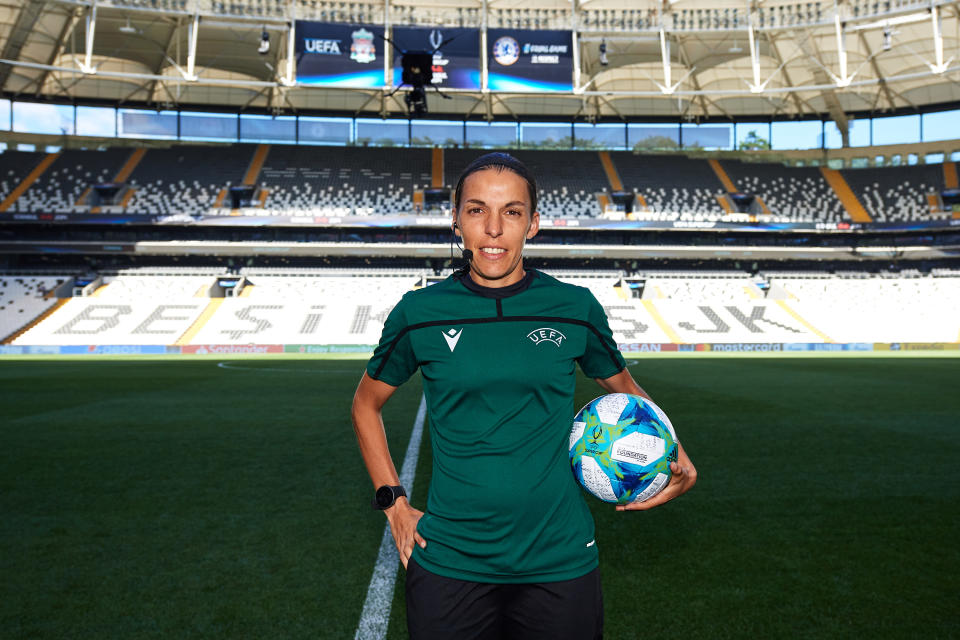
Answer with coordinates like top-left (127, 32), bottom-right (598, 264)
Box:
top-left (367, 269), bottom-right (626, 583)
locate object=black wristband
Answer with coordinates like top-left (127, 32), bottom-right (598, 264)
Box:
top-left (372, 485), bottom-right (407, 510)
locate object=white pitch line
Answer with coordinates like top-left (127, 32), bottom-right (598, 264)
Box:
top-left (354, 394), bottom-right (427, 640)
top-left (216, 361), bottom-right (364, 374)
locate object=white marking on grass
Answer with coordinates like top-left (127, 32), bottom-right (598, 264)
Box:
top-left (216, 361), bottom-right (363, 374)
top-left (354, 394), bottom-right (427, 640)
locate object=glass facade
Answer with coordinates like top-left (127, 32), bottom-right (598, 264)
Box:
top-left (298, 116), bottom-right (352, 145)
top-left (771, 120), bottom-right (822, 150)
top-left (519, 123), bottom-right (571, 148)
top-left (824, 119), bottom-right (870, 149)
top-left (3, 100), bottom-right (959, 155)
top-left (76, 106), bottom-right (116, 137)
top-left (628, 124), bottom-right (680, 150)
top-left (735, 122), bottom-right (771, 150)
top-left (239, 114), bottom-right (296, 143)
top-left (573, 123), bottom-right (627, 149)
top-left (118, 109), bottom-right (178, 140)
top-left (681, 123), bottom-right (732, 150)
top-left (465, 122), bottom-right (516, 148)
top-left (921, 109), bottom-right (960, 143)
top-left (872, 114), bottom-right (920, 146)
top-left (14, 103), bottom-right (74, 135)
top-left (0, 100), bottom-right (10, 131)
top-left (356, 119), bottom-right (408, 147)
top-left (411, 120), bottom-right (464, 147)
top-left (182, 112), bottom-right (239, 142)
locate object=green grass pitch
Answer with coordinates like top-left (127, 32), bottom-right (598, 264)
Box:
top-left (1, 355), bottom-right (958, 639)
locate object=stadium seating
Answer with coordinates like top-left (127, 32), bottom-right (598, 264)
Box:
top-left (610, 153), bottom-right (726, 220)
top-left (767, 271), bottom-right (960, 342)
top-left (553, 272), bottom-right (673, 343)
top-left (12, 270), bottom-right (222, 345)
top-left (259, 146), bottom-right (433, 217)
top-left (722, 160), bottom-right (847, 222)
top-left (446, 150), bottom-right (609, 218)
top-left (9, 269), bottom-right (960, 346)
top-left (0, 143), bottom-right (956, 222)
top-left (0, 275), bottom-right (70, 340)
top-left (840, 165), bottom-right (949, 222)
top-left (580, 272), bottom-right (823, 344)
top-left (17, 149), bottom-right (130, 213)
top-left (190, 271), bottom-right (421, 344)
top-left (0, 151), bottom-right (48, 210)
top-left (124, 145), bottom-right (257, 216)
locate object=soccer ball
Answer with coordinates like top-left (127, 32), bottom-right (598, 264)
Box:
top-left (569, 393), bottom-right (678, 505)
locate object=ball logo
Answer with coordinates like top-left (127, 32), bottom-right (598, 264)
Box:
top-left (492, 36), bottom-right (520, 66)
top-left (614, 447), bottom-right (648, 465)
top-left (526, 327), bottom-right (566, 347)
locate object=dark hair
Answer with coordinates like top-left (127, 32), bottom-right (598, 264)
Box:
top-left (453, 152), bottom-right (538, 217)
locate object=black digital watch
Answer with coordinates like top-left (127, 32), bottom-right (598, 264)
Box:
top-left (372, 485), bottom-right (407, 510)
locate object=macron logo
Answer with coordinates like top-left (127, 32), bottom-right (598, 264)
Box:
top-left (527, 327), bottom-right (566, 347)
top-left (442, 328), bottom-right (463, 352)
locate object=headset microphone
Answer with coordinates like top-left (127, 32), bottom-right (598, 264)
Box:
top-left (451, 219), bottom-right (472, 274)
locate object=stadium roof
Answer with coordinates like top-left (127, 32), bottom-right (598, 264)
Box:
top-left (2, 0), bottom-right (959, 133)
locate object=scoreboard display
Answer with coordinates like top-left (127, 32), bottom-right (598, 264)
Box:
top-left (295, 22), bottom-right (573, 92)
top-left (295, 21), bottom-right (386, 88)
top-left (391, 27), bottom-right (481, 90)
top-left (487, 29), bottom-right (573, 92)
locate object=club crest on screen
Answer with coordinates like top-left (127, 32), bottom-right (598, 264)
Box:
top-left (350, 28), bottom-right (376, 64)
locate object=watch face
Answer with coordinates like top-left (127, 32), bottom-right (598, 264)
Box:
top-left (375, 486), bottom-right (395, 508)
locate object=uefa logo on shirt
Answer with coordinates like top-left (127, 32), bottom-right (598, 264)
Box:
top-left (526, 327), bottom-right (566, 347)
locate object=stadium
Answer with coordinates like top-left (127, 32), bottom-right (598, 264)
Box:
top-left (0, 0), bottom-right (958, 637)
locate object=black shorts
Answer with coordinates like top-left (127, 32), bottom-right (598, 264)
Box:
top-left (405, 557), bottom-right (603, 640)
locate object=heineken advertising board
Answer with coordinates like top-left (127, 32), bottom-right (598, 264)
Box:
top-left (295, 21), bottom-right (386, 88)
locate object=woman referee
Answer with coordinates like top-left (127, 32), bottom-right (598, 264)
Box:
top-left (352, 152), bottom-right (697, 639)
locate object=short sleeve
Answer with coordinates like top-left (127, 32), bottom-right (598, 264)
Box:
top-left (366, 294), bottom-right (419, 387)
top-left (577, 290), bottom-right (626, 380)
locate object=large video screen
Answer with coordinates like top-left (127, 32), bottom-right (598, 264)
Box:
top-left (295, 21), bottom-right (386, 88)
top-left (487, 29), bottom-right (573, 92)
top-left (390, 27), bottom-right (481, 90)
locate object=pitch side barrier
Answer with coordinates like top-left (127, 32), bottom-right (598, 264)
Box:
top-left (3, 211), bottom-right (960, 233)
top-left (3, 343), bottom-right (959, 355)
